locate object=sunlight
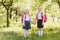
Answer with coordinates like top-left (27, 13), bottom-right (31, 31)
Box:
top-left (2, 27), bottom-right (22, 32)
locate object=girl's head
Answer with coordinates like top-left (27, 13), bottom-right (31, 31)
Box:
top-left (38, 6), bottom-right (42, 12)
top-left (25, 9), bottom-right (30, 14)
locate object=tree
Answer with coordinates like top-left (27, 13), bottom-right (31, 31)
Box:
top-left (0, 0), bottom-right (13, 27)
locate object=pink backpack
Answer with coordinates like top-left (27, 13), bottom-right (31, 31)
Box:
top-left (21, 14), bottom-right (26, 23)
top-left (42, 13), bottom-right (47, 22)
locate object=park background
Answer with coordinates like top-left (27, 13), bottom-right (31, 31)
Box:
top-left (0, 0), bottom-right (60, 40)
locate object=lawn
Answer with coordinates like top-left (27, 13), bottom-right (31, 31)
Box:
top-left (0, 26), bottom-right (60, 40)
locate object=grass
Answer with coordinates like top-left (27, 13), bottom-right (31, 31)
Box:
top-left (0, 26), bottom-right (60, 40)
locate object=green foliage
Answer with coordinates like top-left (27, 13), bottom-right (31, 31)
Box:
top-left (0, 0), bottom-right (60, 40)
top-left (44, 2), bottom-right (60, 17)
top-left (0, 0), bottom-right (60, 27)
top-left (52, 0), bottom-right (59, 2)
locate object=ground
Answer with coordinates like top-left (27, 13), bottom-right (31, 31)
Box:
top-left (0, 26), bottom-right (60, 40)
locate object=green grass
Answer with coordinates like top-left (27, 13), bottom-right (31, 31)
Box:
top-left (0, 27), bottom-right (60, 40)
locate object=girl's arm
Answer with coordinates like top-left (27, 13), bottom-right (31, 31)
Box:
top-left (34, 13), bottom-right (38, 24)
top-left (30, 16), bottom-right (34, 24)
top-left (31, 17), bottom-right (36, 24)
top-left (23, 20), bottom-right (25, 26)
top-left (22, 15), bottom-right (25, 26)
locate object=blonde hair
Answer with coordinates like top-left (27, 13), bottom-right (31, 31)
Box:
top-left (38, 6), bottom-right (42, 9)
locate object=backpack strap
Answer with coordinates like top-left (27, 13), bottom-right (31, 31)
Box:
top-left (22, 14), bottom-right (26, 22)
top-left (24, 14), bottom-right (26, 21)
top-left (41, 12), bottom-right (43, 19)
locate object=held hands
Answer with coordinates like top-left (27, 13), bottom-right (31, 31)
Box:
top-left (31, 21), bottom-right (36, 25)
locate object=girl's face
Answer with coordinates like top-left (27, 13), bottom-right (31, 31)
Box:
top-left (38, 6), bottom-right (42, 12)
top-left (26, 9), bottom-right (29, 14)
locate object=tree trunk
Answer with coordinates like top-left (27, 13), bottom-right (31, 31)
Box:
top-left (7, 9), bottom-right (9, 27)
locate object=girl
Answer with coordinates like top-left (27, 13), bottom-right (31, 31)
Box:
top-left (22, 9), bottom-right (33, 38)
top-left (36, 6), bottom-right (44, 36)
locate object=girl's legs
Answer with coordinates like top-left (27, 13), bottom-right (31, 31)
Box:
top-left (40, 28), bottom-right (43, 36)
top-left (24, 29), bottom-right (28, 38)
top-left (38, 28), bottom-right (40, 36)
top-left (38, 28), bottom-right (43, 36)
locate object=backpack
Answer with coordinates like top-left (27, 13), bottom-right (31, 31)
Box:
top-left (21, 14), bottom-right (26, 23)
top-left (42, 13), bottom-right (47, 22)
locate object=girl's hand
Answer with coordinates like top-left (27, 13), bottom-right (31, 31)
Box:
top-left (31, 21), bottom-right (36, 25)
top-left (33, 22), bottom-right (36, 25)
